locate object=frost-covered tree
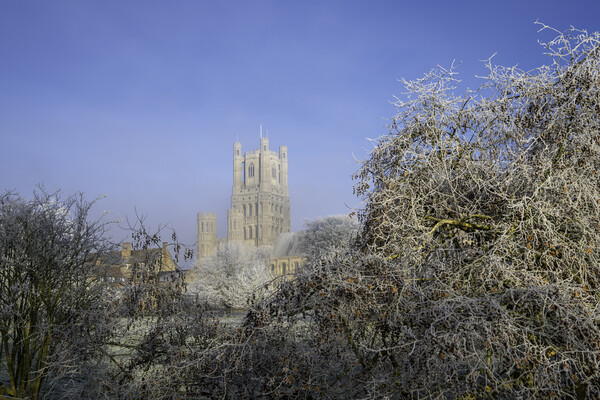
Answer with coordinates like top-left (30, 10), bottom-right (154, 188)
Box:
top-left (238, 24), bottom-right (600, 399)
top-left (190, 242), bottom-right (272, 309)
top-left (349, 24), bottom-right (600, 399)
top-left (298, 215), bottom-right (359, 259)
top-left (0, 190), bottom-right (112, 399)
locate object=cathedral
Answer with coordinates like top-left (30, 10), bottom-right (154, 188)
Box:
top-left (197, 137), bottom-right (291, 258)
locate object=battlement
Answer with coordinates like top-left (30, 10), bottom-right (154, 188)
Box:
top-left (197, 212), bottom-right (217, 219)
top-left (245, 149), bottom-right (278, 157)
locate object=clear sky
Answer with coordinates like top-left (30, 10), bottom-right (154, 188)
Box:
top-left (2, 0), bottom-right (600, 252)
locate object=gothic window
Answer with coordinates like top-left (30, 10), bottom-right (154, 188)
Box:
top-left (248, 163), bottom-right (255, 178)
top-left (272, 166), bottom-right (276, 178)
top-left (278, 165), bottom-right (281, 183)
top-left (249, 226), bottom-right (253, 239)
top-left (282, 262), bottom-right (287, 275)
top-left (243, 204), bottom-right (246, 217)
top-left (248, 204), bottom-right (252, 216)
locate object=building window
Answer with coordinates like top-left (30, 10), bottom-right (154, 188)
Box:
top-left (248, 163), bottom-right (255, 178)
top-left (272, 167), bottom-right (276, 178)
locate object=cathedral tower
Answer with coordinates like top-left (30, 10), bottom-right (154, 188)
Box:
top-left (228, 137), bottom-right (290, 247)
top-left (198, 136), bottom-right (290, 260)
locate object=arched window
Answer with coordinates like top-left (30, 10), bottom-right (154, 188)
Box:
top-left (248, 163), bottom-right (255, 178)
top-left (249, 226), bottom-right (253, 239)
top-left (248, 204), bottom-right (252, 216)
top-left (282, 263), bottom-right (287, 275)
top-left (272, 166), bottom-right (276, 178)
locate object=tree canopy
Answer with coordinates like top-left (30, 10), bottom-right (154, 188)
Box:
top-left (244, 24), bottom-right (600, 399)
top-left (0, 190), bottom-right (111, 399)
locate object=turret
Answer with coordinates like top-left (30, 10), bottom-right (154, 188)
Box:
top-left (279, 145), bottom-right (288, 187)
top-left (197, 212), bottom-right (217, 259)
top-left (233, 142), bottom-right (242, 188)
top-left (260, 137), bottom-right (269, 153)
top-left (260, 137), bottom-right (270, 185)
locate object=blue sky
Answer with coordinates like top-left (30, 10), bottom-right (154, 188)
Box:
top-left (1, 0), bottom-right (600, 251)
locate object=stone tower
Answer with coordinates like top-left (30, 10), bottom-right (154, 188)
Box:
top-left (197, 212), bottom-right (217, 258)
top-left (197, 137), bottom-right (291, 259)
top-left (228, 137), bottom-right (290, 247)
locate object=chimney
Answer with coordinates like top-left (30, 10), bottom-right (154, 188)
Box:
top-left (121, 242), bottom-right (131, 259)
top-left (162, 242), bottom-right (169, 261)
